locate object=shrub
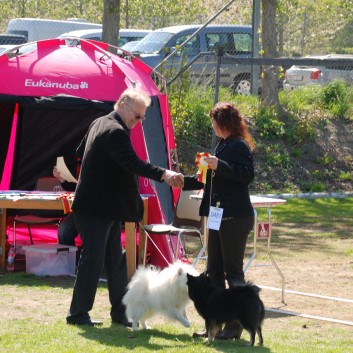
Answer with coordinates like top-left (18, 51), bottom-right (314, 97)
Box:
top-left (254, 105), bottom-right (285, 138)
top-left (339, 171), bottom-right (353, 181)
top-left (321, 81), bottom-right (350, 118)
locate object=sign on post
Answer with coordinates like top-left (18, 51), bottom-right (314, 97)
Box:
top-left (257, 222), bottom-right (271, 239)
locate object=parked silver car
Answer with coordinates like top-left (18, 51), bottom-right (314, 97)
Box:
top-left (283, 54), bottom-right (353, 91)
top-left (131, 24), bottom-right (254, 94)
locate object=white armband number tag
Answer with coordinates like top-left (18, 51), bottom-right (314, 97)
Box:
top-left (208, 206), bottom-right (224, 231)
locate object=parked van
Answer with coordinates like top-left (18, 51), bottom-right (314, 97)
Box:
top-left (6, 18), bottom-right (102, 42)
top-left (58, 28), bottom-right (151, 47)
top-left (0, 34), bottom-right (27, 45)
top-left (130, 24), bottom-right (253, 93)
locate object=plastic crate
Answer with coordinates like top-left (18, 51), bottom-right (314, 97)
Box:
top-left (22, 244), bottom-right (77, 276)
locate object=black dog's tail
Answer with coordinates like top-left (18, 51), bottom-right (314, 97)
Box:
top-left (245, 282), bottom-right (266, 323)
top-left (235, 281), bottom-right (261, 294)
top-left (248, 282), bottom-right (261, 295)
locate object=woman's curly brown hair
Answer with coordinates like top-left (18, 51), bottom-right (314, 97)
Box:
top-left (210, 102), bottom-right (255, 151)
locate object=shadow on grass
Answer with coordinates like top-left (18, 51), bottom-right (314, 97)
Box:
top-left (0, 272), bottom-right (106, 290)
top-left (78, 325), bottom-right (272, 352)
top-left (245, 225), bottom-right (353, 260)
top-left (265, 309), bottom-right (292, 319)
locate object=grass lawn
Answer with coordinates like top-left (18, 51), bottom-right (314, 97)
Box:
top-left (1, 198), bottom-right (352, 352)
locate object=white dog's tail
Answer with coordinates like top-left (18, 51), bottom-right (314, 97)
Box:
top-left (123, 266), bottom-right (157, 305)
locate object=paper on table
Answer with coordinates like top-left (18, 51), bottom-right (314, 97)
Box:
top-left (56, 156), bottom-right (78, 183)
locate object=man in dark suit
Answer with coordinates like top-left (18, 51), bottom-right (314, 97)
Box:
top-left (66, 88), bottom-right (184, 327)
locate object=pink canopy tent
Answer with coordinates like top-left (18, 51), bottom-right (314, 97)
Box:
top-left (0, 38), bottom-right (178, 267)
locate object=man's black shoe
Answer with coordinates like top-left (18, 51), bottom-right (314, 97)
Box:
top-left (111, 317), bottom-right (132, 327)
top-left (67, 317), bottom-right (103, 327)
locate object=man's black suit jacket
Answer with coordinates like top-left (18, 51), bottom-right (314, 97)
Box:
top-left (72, 111), bottom-right (165, 221)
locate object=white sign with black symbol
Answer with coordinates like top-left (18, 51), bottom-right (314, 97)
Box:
top-left (208, 206), bottom-right (224, 230)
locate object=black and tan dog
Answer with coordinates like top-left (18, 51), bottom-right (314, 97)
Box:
top-left (187, 272), bottom-right (265, 346)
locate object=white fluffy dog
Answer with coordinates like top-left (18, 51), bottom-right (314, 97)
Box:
top-left (122, 261), bottom-right (199, 331)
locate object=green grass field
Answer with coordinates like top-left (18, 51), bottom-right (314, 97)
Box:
top-left (1, 198), bottom-right (352, 353)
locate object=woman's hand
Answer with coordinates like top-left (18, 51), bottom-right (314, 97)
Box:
top-left (204, 155), bottom-right (218, 170)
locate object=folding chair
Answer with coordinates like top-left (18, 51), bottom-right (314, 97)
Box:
top-left (13, 177), bottom-right (64, 250)
top-left (141, 189), bottom-right (205, 267)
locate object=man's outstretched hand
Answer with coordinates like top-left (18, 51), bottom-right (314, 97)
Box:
top-left (162, 170), bottom-right (184, 188)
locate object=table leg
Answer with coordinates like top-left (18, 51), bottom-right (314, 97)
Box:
top-left (0, 208), bottom-right (7, 274)
top-left (244, 207), bottom-right (286, 304)
top-left (125, 198), bottom-right (149, 280)
top-left (138, 198), bottom-right (148, 266)
top-left (125, 222), bottom-right (136, 281)
top-left (192, 216), bottom-right (208, 267)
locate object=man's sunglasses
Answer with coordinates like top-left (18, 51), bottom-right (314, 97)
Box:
top-left (125, 101), bottom-right (146, 121)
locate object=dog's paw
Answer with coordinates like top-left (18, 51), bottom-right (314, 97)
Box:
top-left (141, 321), bottom-right (152, 330)
top-left (182, 320), bottom-right (190, 328)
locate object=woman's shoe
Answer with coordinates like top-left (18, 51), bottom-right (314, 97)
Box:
top-left (192, 329), bottom-right (208, 338)
top-left (216, 321), bottom-right (243, 340)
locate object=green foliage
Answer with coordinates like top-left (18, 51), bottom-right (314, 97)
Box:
top-left (339, 171), bottom-right (353, 181)
top-left (263, 144), bottom-right (291, 169)
top-left (168, 77), bottom-right (352, 193)
top-left (321, 81), bottom-right (351, 118)
top-left (332, 20), bottom-right (353, 50)
top-left (288, 114), bottom-right (317, 144)
top-left (317, 155), bottom-right (334, 165)
top-left (290, 147), bottom-right (302, 158)
top-left (168, 84), bottom-right (213, 147)
top-left (254, 105), bottom-right (285, 138)
top-left (279, 86), bottom-right (322, 113)
top-left (299, 181), bottom-right (327, 192)
top-left (310, 168), bottom-right (335, 180)
top-left (279, 83), bottom-right (353, 144)
top-left (279, 88), bottom-right (322, 144)
top-left (127, 0), bottom-right (206, 29)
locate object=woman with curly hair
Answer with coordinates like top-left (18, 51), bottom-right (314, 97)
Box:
top-left (184, 101), bottom-right (255, 339)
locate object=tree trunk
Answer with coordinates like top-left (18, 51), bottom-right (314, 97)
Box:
top-left (261, 0), bottom-right (280, 108)
top-left (102, 0), bottom-right (120, 49)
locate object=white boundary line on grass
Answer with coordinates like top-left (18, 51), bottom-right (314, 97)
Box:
top-left (259, 285), bottom-right (353, 303)
top-left (265, 308), bottom-right (353, 326)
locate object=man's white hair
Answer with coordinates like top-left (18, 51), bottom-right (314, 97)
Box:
top-left (114, 88), bottom-right (151, 110)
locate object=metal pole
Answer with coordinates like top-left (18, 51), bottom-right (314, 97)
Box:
top-left (301, 13), bottom-right (307, 56)
top-left (212, 46), bottom-right (223, 150)
top-left (251, 0), bottom-right (261, 95)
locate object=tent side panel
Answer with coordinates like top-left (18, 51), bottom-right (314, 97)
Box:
top-left (0, 100), bottom-right (17, 186)
top-left (8, 96), bottom-right (112, 191)
top-left (142, 96), bottom-right (174, 224)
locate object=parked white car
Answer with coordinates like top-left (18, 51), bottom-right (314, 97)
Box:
top-left (0, 44), bottom-right (16, 54)
top-left (7, 18), bottom-right (102, 42)
top-left (283, 54), bottom-right (353, 91)
top-left (58, 28), bottom-right (151, 47)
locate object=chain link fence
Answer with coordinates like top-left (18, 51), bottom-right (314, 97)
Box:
top-left (0, 1), bottom-right (352, 188)
top-left (0, 0), bottom-right (352, 53)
